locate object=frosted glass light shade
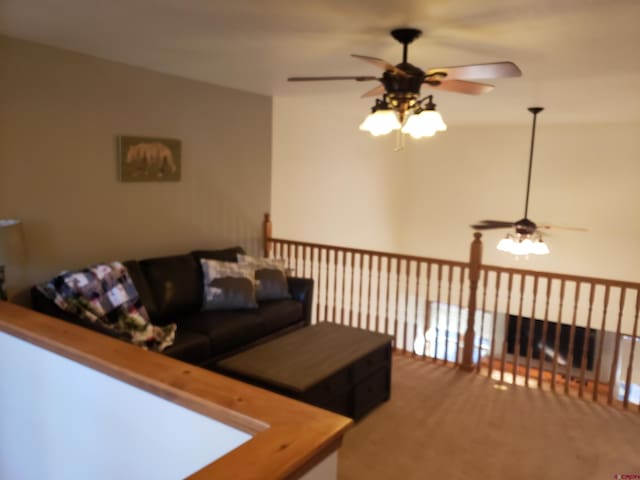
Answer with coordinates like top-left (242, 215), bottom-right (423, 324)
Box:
top-left (359, 110), bottom-right (401, 136)
top-left (401, 110), bottom-right (447, 139)
top-left (496, 233), bottom-right (550, 256)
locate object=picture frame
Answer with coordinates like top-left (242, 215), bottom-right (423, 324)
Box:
top-left (117, 135), bottom-right (181, 182)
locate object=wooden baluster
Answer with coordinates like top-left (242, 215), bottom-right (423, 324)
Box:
top-left (565, 282), bottom-right (581, 395)
top-left (500, 272), bottom-right (514, 384)
top-left (434, 264), bottom-right (443, 362)
top-left (393, 258), bottom-right (402, 348)
top-left (538, 277), bottom-right (553, 389)
top-left (356, 254), bottom-right (365, 329)
top-left (593, 285), bottom-right (610, 403)
top-left (462, 232), bottom-right (482, 371)
top-left (524, 275), bottom-right (539, 387)
top-left (332, 250), bottom-right (340, 325)
top-left (349, 252), bottom-right (356, 328)
top-left (303, 246), bottom-right (309, 278)
top-left (476, 268), bottom-right (489, 374)
top-left (366, 254), bottom-right (374, 332)
top-left (550, 280), bottom-right (566, 393)
top-left (512, 275), bottom-right (527, 385)
top-left (623, 289), bottom-right (639, 408)
top-left (488, 270), bottom-right (501, 378)
top-left (403, 260), bottom-right (412, 353)
top-left (455, 266), bottom-right (465, 366)
top-left (412, 262), bottom-right (423, 357)
top-left (384, 257), bottom-right (392, 338)
top-left (291, 245), bottom-right (297, 277)
top-left (263, 213), bottom-right (272, 258)
top-left (340, 251), bottom-right (348, 326)
top-left (313, 247), bottom-right (321, 325)
top-left (284, 243), bottom-right (290, 271)
top-left (578, 283), bottom-right (596, 398)
top-left (444, 266), bottom-right (454, 365)
top-left (422, 262), bottom-right (432, 359)
top-left (608, 288), bottom-right (626, 405)
top-left (375, 256), bottom-right (383, 333)
top-left (323, 249), bottom-right (330, 324)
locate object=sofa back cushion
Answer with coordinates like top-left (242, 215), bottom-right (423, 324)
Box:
top-left (139, 254), bottom-right (202, 322)
top-left (123, 259), bottom-right (160, 321)
top-left (191, 246), bottom-right (245, 264)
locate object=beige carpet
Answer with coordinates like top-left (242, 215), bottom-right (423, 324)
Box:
top-left (338, 354), bottom-right (640, 480)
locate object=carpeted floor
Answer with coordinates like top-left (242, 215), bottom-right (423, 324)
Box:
top-left (338, 354), bottom-right (640, 480)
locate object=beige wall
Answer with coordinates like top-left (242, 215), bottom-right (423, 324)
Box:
top-left (272, 94), bottom-right (640, 284)
top-left (0, 36), bottom-right (272, 300)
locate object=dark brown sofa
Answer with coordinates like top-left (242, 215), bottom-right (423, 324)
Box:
top-left (31, 247), bottom-right (313, 370)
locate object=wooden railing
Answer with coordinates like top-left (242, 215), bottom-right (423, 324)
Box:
top-left (264, 214), bottom-right (640, 411)
top-left (0, 301), bottom-right (352, 478)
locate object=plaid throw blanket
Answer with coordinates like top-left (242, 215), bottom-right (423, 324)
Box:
top-left (38, 262), bottom-right (176, 352)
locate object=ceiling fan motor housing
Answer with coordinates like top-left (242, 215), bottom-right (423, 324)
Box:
top-left (515, 218), bottom-right (537, 235)
top-left (382, 63), bottom-right (425, 120)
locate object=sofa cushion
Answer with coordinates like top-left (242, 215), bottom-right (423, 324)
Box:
top-left (139, 254), bottom-right (202, 322)
top-left (180, 310), bottom-right (265, 356)
top-left (191, 246), bottom-right (245, 263)
top-left (162, 329), bottom-right (211, 365)
top-left (200, 259), bottom-right (257, 311)
top-left (257, 300), bottom-right (303, 335)
top-left (123, 259), bottom-right (160, 321)
top-left (238, 255), bottom-right (291, 301)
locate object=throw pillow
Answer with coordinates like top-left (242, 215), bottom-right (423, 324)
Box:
top-left (200, 258), bottom-right (258, 310)
top-left (237, 254), bottom-right (291, 301)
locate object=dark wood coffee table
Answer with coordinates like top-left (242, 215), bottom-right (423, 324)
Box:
top-left (216, 322), bottom-right (393, 420)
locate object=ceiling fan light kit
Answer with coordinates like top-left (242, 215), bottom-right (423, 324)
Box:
top-left (288, 27), bottom-right (521, 143)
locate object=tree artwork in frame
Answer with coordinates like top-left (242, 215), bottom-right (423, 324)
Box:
top-left (117, 135), bottom-right (181, 182)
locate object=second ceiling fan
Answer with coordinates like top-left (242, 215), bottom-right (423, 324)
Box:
top-left (472, 107), bottom-right (588, 256)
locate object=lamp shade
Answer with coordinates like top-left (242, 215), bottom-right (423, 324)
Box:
top-left (496, 233), bottom-right (549, 256)
top-left (401, 110), bottom-right (447, 139)
top-left (0, 219), bottom-right (25, 300)
top-left (0, 219), bottom-right (25, 264)
top-left (359, 110), bottom-right (401, 136)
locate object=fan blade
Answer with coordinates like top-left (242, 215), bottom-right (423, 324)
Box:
top-left (426, 61), bottom-right (522, 80)
top-left (471, 224), bottom-right (514, 230)
top-left (478, 220), bottom-right (517, 226)
top-left (471, 220), bottom-right (515, 230)
top-left (351, 54), bottom-right (409, 77)
top-left (424, 79), bottom-right (494, 95)
top-left (537, 224), bottom-right (590, 232)
top-left (288, 75), bottom-right (378, 82)
top-left (361, 84), bottom-right (385, 98)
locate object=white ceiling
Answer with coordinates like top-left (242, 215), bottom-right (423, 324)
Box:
top-left (2, 0), bottom-right (640, 125)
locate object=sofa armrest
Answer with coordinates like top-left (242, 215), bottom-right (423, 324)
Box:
top-left (30, 287), bottom-right (122, 340)
top-left (287, 277), bottom-right (314, 326)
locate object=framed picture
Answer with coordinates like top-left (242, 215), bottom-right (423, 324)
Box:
top-left (117, 135), bottom-right (181, 182)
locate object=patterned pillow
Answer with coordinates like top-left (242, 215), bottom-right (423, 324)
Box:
top-left (237, 254), bottom-right (291, 301)
top-left (200, 258), bottom-right (257, 310)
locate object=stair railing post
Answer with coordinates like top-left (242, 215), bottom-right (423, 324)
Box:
top-left (461, 232), bottom-right (483, 371)
top-left (263, 213), bottom-right (272, 258)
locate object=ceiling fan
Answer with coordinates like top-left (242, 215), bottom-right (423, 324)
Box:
top-left (288, 28), bottom-right (521, 139)
top-left (472, 107), bottom-right (587, 256)
top-left (288, 27), bottom-right (521, 98)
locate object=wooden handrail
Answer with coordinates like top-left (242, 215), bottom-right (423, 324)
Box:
top-left (269, 236), bottom-right (469, 269)
top-left (480, 264), bottom-right (640, 290)
top-left (0, 301), bottom-right (352, 479)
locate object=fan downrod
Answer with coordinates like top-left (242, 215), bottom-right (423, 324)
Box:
top-left (391, 28), bottom-right (422, 63)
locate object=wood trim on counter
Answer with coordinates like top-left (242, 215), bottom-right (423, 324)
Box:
top-left (0, 301), bottom-right (353, 479)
